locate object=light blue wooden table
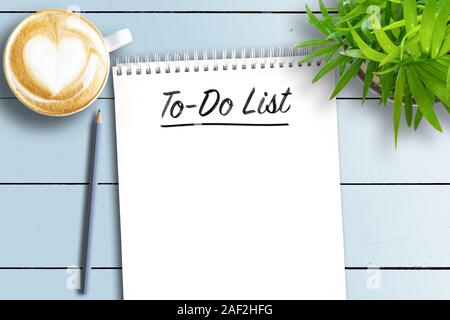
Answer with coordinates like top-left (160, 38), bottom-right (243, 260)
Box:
top-left (1, 0), bottom-right (450, 299)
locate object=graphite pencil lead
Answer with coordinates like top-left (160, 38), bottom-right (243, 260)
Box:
top-left (96, 110), bottom-right (102, 124)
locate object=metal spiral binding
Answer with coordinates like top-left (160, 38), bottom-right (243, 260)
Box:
top-left (115, 47), bottom-right (321, 76)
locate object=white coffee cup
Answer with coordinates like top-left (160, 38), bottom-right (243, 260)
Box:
top-left (3, 9), bottom-right (132, 116)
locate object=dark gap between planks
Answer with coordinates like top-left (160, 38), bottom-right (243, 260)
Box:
top-left (0, 10), bottom-right (334, 14)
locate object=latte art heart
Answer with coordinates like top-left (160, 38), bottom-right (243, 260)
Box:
top-left (4, 10), bottom-right (109, 115)
top-left (25, 35), bottom-right (88, 95)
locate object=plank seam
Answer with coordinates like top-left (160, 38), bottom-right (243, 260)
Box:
top-left (0, 267), bottom-right (122, 270)
top-left (0, 183), bottom-right (118, 185)
top-left (337, 97), bottom-right (380, 100)
top-left (0, 182), bottom-right (448, 186)
top-left (0, 10), bottom-right (333, 14)
top-left (346, 267), bottom-right (450, 270)
top-left (1, 267), bottom-right (449, 270)
top-left (342, 183), bottom-right (450, 186)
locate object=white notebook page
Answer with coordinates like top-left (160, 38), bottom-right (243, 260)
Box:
top-left (113, 53), bottom-right (346, 299)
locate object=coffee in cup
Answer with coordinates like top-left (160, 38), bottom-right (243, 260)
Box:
top-left (3, 9), bottom-right (132, 116)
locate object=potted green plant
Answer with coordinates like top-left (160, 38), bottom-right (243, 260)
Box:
top-left (298, 0), bottom-right (450, 146)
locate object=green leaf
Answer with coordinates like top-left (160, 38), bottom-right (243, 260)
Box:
top-left (348, 23), bottom-right (387, 62)
top-left (362, 60), bottom-right (377, 103)
top-left (373, 27), bottom-right (397, 53)
top-left (384, 1), bottom-right (392, 27)
top-left (338, 55), bottom-right (349, 75)
top-left (338, 5), bottom-right (365, 24)
top-left (415, 65), bottom-right (450, 113)
top-left (296, 38), bottom-right (335, 48)
top-left (438, 54), bottom-right (450, 62)
top-left (335, 18), bottom-right (364, 32)
top-left (419, 0), bottom-right (437, 55)
top-left (323, 51), bottom-right (337, 63)
top-left (319, 0), bottom-right (335, 31)
top-left (392, 1), bottom-right (404, 21)
top-left (414, 109), bottom-right (423, 130)
top-left (361, 16), bottom-right (375, 42)
top-left (404, 0), bottom-right (418, 32)
top-left (337, 0), bottom-right (345, 16)
top-left (391, 25), bottom-right (402, 40)
top-left (330, 59), bottom-right (364, 99)
top-left (313, 54), bottom-right (346, 83)
top-left (380, 48), bottom-right (400, 66)
top-left (382, 15), bottom-right (423, 32)
top-left (306, 4), bottom-right (330, 36)
top-left (399, 26), bottom-right (421, 59)
top-left (374, 65), bottom-right (397, 75)
top-left (431, 1), bottom-right (450, 57)
top-left (404, 87), bottom-right (413, 127)
top-left (406, 66), bottom-right (442, 132)
top-left (421, 60), bottom-right (448, 82)
top-left (340, 49), bottom-right (365, 58)
top-left (447, 66), bottom-right (450, 101)
top-left (299, 43), bottom-right (342, 64)
top-left (325, 30), bottom-right (348, 42)
top-left (438, 27), bottom-right (450, 56)
top-left (393, 68), bottom-right (405, 147)
top-left (380, 68), bottom-right (394, 106)
top-left (382, 19), bottom-right (407, 31)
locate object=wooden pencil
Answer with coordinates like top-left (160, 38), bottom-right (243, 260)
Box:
top-left (80, 110), bottom-right (102, 294)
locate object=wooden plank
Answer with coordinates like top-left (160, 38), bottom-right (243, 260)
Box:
top-left (346, 270), bottom-right (450, 299)
top-left (0, 269), bottom-right (121, 299)
top-left (338, 100), bottom-right (450, 183)
top-left (338, 75), bottom-right (377, 99)
top-left (1, 268), bottom-right (449, 299)
top-left (0, 99), bottom-right (118, 182)
top-left (343, 185), bottom-right (450, 267)
top-left (2, 185), bottom-right (450, 269)
top-left (0, 0), bottom-right (336, 12)
top-left (0, 185), bottom-right (120, 267)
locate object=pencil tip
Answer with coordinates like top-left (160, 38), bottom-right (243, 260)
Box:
top-left (96, 110), bottom-right (102, 124)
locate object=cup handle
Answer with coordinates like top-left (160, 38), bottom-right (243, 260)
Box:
top-left (104, 28), bottom-right (133, 52)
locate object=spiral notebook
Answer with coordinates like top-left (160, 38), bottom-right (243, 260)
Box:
top-left (113, 48), bottom-right (345, 299)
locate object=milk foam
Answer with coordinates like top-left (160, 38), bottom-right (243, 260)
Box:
top-left (4, 10), bottom-right (109, 115)
top-left (24, 35), bottom-right (88, 95)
